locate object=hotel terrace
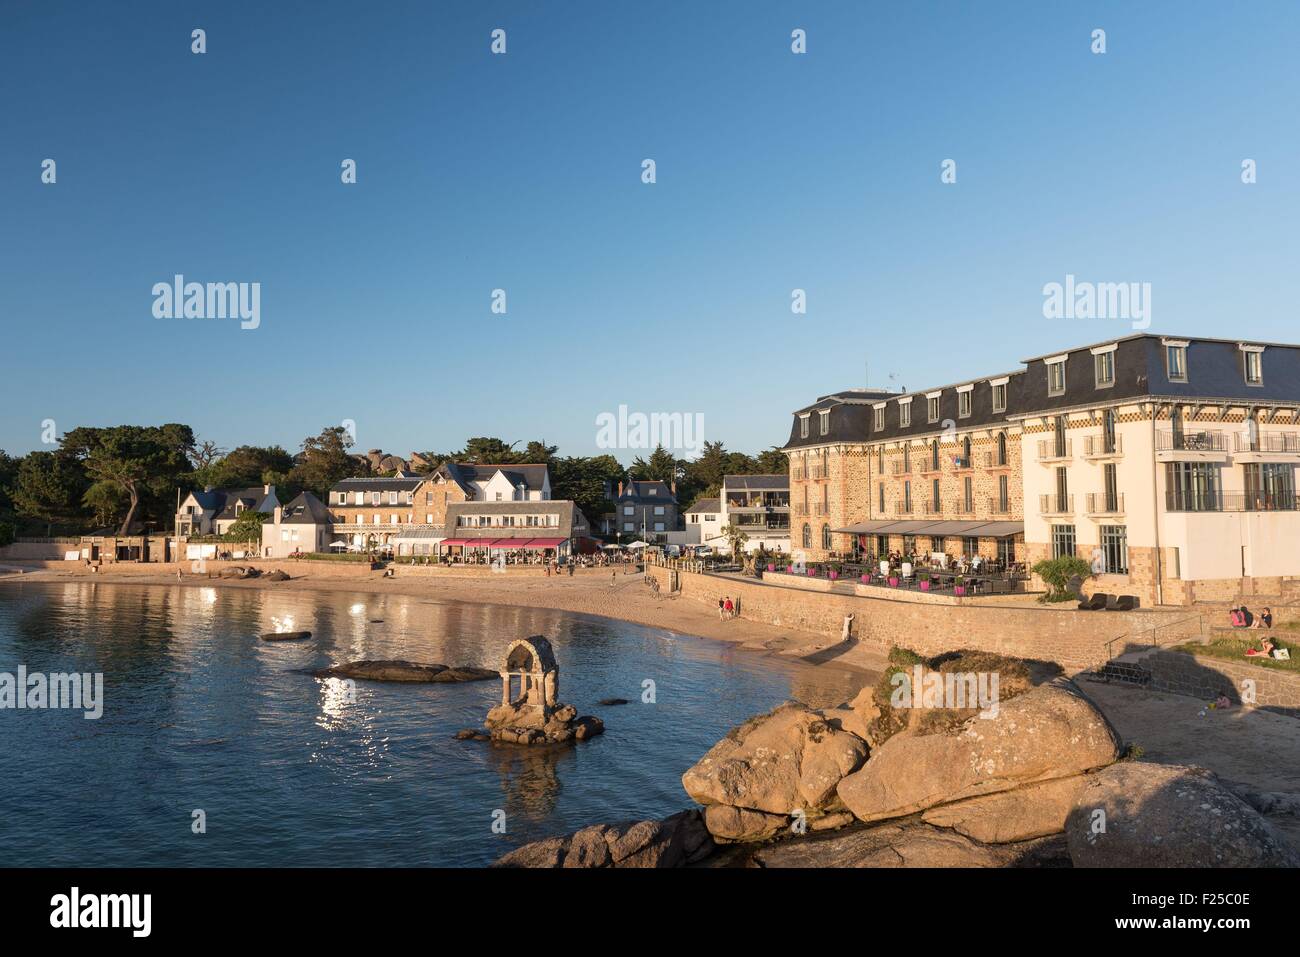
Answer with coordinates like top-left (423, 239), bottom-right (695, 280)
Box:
top-left (785, 334), bottom-right (1300, 606)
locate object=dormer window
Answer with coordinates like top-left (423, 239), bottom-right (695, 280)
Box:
top-left (873, 405), bottom-right (885, 431)
top-left (898, 398), bottom-right (912, 428)
top-left (1046, 355), bottom-right (1067, 397)
top-left (927, 395), bottom-right (940, 423)
top-left (1163, 339), bottom-right (1188, 382)
top-left (819, 409), bottom-right (830, 436)
top-left (799, 413), bottom-right (810, 438)
top-left (1240, 343), bottom-right (1264, 385)
top-left (989, 377), bottom-right (1009, 413)
top-left (957, 385), bottom-right (973, 418)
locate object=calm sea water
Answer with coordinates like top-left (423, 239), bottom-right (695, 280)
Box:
top-left (0, 581), bottom-right (866, 867)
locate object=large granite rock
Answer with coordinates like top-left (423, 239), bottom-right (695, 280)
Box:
top-left (921, 775), bottom-right (1090, 844)
top-left (682, 702), bottom-right (869, 816)
top-left (493, 810), bottom-right (714, 868)
top-left (703, 805), bottom-right (789, 843)
top-left (837, 681), bottom-right (1121, 823)
top-left (484, 700), bottom-right (604, 745)
top-left (748, 821), bottom-right (1069, 868)
top-left (819, 684), bottom-right (881, 745)
top-left (312, 660), bottom-right (496, 682)
top-left (1066, 763), bottom-right (1300, 868)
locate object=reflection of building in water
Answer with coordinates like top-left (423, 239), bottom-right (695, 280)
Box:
top-left (485, 743), bottom-right (570, 821)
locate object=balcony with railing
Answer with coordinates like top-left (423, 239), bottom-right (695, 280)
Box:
top-left (1086, 492), bottom-right (1126, 516)
top-left (987, 497), bottom-right (1012, 515)
top-left (897, 500), bottom-right (914, 515)
top-left (726, 493), bottom-right (790, 511)
top-left (1233, 431), bottom-right (1300, 454)
top-left (1037, 439), bottom-right (1072, 463)
top-left (983, 450), bottom-right (1011, 469)
top-left (1083, 434), bottom-right (1123, 458)
top-left (954, 498), bottom-right (975, 514)
top-left (921, 501), bottom-right (944, 516)
top-left (734, 514), bottom-right (792, 531)
top-left (890, 461), bottom-right (910, 476)
top-left (1165, 490), bottom-right (1299, 512)
top-left (808, 466), bottom-right (828, 480)
top-left (1156, 430), bottom-right (1225, 453)
top-left (1039, 493), bottom-right (1075, 516)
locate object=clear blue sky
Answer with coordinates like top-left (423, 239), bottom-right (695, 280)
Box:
top-left (3, 1), bottom-right (1297, 460)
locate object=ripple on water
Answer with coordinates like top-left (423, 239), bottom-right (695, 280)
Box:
top-left (0, 580), bottom-right (867, 866)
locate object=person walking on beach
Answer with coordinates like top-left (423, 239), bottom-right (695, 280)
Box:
top-left (724, 597), bottom-right (734, 620)
top-left (718, 597), bottom-right (726, 620)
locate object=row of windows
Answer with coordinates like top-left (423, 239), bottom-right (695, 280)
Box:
top-left (1050, 523), bottom-right (1129, 575)
top-left (456, 514), bottom-right (562, 527)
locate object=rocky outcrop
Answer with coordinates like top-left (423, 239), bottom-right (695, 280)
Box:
top-left (836, 681), bottom-right (1121, 823)
top-left (818, 684), bottom-right (881, 745)
top-left (921, 775), bottom-right (1089, 844)
top-left (261, 630), bottom-right (312, 642)
top-left (312, 660), bottom-right (497, 682)
top-left (484, 700), bottom-right (604, 745)
top-left (682, 703), bottom-right (869, 821)
top-left (493, 810), bottom-right (714, 868)
top-left (747, 821), bottom-right (1069, 868)
top-left (264, 570), bottom-right (290, 581)
top-left (1066, 763), bottom-right (1300, 868)
top-left (217, 566), bottom-right (260, 579)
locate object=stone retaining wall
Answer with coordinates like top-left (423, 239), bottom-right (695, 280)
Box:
top-left (674, 567), bottom-right (1199, 672)
top-left (1097, 649), bottom-right (1300, 718)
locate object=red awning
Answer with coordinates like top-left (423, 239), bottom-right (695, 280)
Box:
top-left (442, 538), bottom-right (490, 547)
top-left (487, 538), bottom-right (531, 548)
top-left (525, 537), bottom-right (566, 549)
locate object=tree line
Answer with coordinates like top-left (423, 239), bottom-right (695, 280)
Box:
top-left (0, 427), bottom-right (787, 539)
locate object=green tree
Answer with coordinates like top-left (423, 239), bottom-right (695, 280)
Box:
top-left (10, 451), bottom-right (87, 534)
top-left (754, 447), bottom-right (789, 475)
top-left (289, 426), bottom-right (365, 498)
top-left (196, 445), bottom-right (294, 490)
top-left (62, 424), bottom-right (196, 535)
top-left (1031, 556), bottom-right (1093, 602)
top-left (629, 445), bottom-right (681, 485)
top-left (82, 482), bottom-right (127, 528)
top-left (223, 509), bottom-right (269, 544)
top-left (720, 522), bottom-right (750, 561)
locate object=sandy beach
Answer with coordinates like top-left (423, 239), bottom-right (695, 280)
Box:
top-left (5, 560), bottom-right (1300, 828)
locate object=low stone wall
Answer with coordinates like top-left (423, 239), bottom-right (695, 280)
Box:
top-left (0, 543), bottom-right (74, 560)
top-left (1100, 649), bottom-right (1300, 718)
top-left (675, 567), bottom-right (1199, 672)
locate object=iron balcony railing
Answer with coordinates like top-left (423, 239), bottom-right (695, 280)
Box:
top-left (1037, 439), bottom-right (1072, 462)
top-left (1086, 492), bottom-right (1125, 515)
top-left (1083, 434), bottom-right (1123, 457)
top-left (1039, 493), bottom-right (1074, 515)
top-left (1156, 430), bottom-right (1226, 452)
top-left (921, 501), bottom-right (943, 515)
top-left (987, 497), bottom-right (1011, 515)
top-left (890, 461), bottom-right (909, 475)
top-left (1233, 431), bottom-right (1300, 453)
top-left (1165, 490), bottom-right (1299, 512)
top-left (983, 450), bottom-right (1010, 468)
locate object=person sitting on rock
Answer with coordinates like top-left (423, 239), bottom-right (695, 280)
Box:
top-left (1252, 607), bottom-right (1273, 629)
top-left (1229, 607), bottom-right (1245, 628)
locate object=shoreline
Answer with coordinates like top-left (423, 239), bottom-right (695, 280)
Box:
top-left (0, 562), bottom-right (887, 679)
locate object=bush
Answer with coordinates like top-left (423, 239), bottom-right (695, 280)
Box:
top-left (0, 522), bottom-right (15, 548)
top-left (868, 646), bottom-right (1034, 743)
top-left (1031, 556), bottom-right (1093, 602)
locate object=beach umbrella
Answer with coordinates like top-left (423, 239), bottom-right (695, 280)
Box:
top-left (625, 540), bottom-right (649, 549)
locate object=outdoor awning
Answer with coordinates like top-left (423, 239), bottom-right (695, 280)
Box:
top-left (963, 521), bottom-right (1024, 538)
top-left (525, 537), bottom-right (566, 549)
top-left (917, 521), bottom-right (988, 536)
top-left (833, 520), bottom-right (903, 534)
top-left (486, 538), bottom-right (532, 548)
top-left (441, 538), bottom-right (486, 547)
top-left (392, 530), bottom-right (445, 545)
top-left (881, 520), bottom-right (942, 533)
